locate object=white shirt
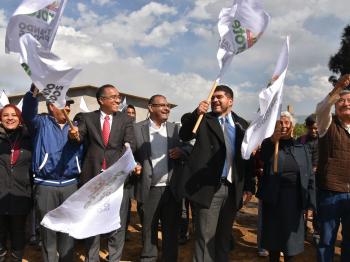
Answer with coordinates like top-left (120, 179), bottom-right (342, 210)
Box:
top-left (149, 118), bottom-right (169, 187)
top-left (100, 110), bottom-right (113, 130)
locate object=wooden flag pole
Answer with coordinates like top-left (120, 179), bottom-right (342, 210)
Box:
top-left (273, 140), bottom-right (279, 174)
top-left (192, 80), bottom-right (218, 134)
top-left (62, 109), bottom-right (80, 142)
top-left (273, 105), bottom-right (293, 174)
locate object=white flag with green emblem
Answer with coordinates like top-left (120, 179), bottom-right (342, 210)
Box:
top-left (217, 0), bottom-right (270, 81)
top-left (5, 0), bottom-right (67, 54)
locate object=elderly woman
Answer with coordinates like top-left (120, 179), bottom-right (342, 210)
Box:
top-left (257, 111), bottom-right (314, 262)
top-left (0, 105), bottom-right (32, 262)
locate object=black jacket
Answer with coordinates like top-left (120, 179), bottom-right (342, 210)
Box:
top-left (179, 110), bottom-right (254, 209)
top-left (0, 125), bottom-right (32, 215)
top-left (256, 138), bottom-right (315, 210)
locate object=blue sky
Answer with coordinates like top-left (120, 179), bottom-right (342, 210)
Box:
top-left (0, 0), bottom-right (349, 122)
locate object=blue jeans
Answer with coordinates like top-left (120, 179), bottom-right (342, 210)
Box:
top-left (317, 190), bottom-right (350, 262)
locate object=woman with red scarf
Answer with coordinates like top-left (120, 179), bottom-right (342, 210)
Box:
top-left (0, 104), bottom-right (32, 262)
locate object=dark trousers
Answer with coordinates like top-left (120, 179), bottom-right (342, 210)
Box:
top-left (193, 182), bottom-right (236, 262)
top-left (35, 183), bottom-right (77, 262)
top-left (317, 190), bottom-right (350, 262)
top-left (0, 214), bottom-right (27, 261)
top-left (140, 186), bottom-right (181, 262)
top-left (84, 188), bottom-right (130, 262)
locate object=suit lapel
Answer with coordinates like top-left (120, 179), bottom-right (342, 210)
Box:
top-left (207, 113), bottom-right (225, 143)
top-left (109, 112), bottom-right (120, 145)
top-left (166, 122), bottom-right (175, 150)
top-left (141, 120), bottom-right (151, 159)
top-left (92, 111), bottom-right (104, 147)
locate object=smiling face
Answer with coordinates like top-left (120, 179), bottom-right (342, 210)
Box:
top-left (148, 95), bottom-right (170, 125)
top-left (280, 116), bottom-right (293, 138)
top-left (211, 90), bottom-right (233, 116)
top-left (1, 106), bottom-right (20, 130)
top-left (335, 93), bottom-right (350, 123)
top-left (99, 87), bottom-right (121, 115)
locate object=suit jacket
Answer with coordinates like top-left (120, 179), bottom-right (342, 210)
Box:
top-left (133, 119), bottom-right (189, 203)
top-left (179, 110), bottom-right (254, 209)
top-left (74, 110), bottom-right (135, 185)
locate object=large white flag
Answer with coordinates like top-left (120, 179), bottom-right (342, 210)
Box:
top-left (241, 37), bottom-right (289, 160)
top-left (5, 0), bottom-right (67, 54)
top-left (41, 146), bottom-right (137, 239)
top-left (19, 33), bottom-right (81, 109)
top-left (217, 0), bottom-right (270, 81)
top-left (0, 91), bottom-right (10, 109)
top-left (79, 96), bottom-right (90, 112)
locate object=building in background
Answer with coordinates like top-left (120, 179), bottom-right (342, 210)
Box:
top-left (9, 85), bottom-right (176, 123)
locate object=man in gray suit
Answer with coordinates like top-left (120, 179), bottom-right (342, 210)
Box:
top-left (134, 94), bottom-right (190, 262)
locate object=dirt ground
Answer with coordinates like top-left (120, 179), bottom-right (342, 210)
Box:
top-left (22, 197), bottom-right (342, 262)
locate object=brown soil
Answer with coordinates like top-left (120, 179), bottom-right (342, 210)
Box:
top-left (22, 197), bottom-right (342, 262)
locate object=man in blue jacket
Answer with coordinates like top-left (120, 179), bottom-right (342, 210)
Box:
top-left (22, 85), bottom-right (83, 262)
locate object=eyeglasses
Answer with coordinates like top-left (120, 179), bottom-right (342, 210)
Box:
top-left (101, 95), bottom-right (121, 101)
top-left (151, 103), bottom-right (171, 108)
top-left (337, 98), bottom-right (350, 104)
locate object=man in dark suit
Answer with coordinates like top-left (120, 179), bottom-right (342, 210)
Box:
top-left (179, 85), bottom-right (255, 262)
top-left (69, 84), bottom-right (139, 262)
top-left (133, 94), bottom-right (190, 262)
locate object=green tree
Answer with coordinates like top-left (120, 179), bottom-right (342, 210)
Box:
top-left (328, 24), bottom-right (350, 85)
top-left (294, 123), bottom-right (306, 138)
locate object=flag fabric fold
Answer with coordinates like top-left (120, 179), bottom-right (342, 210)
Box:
top-left (241, 36), bottom-right (290, 160)
top-left (0, 91), bottom-right (10, 108)
top-left (41, 146), bottom-right (137, 239)
top-left (19, 33), bottom-right (81, 109)
top-left (217, 0), bottom-right (270, 82)
top-left (79, 96), bottom-right (90, 112)
top-left (119, 97), bottom-right (127, 112)
top-left (5, 0), bottom-right (67, 54)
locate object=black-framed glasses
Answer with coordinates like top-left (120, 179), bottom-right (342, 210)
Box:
top-left (101, 95), bottom-right (121, 101)
top-left (150, 103), bottom-right (171, 108)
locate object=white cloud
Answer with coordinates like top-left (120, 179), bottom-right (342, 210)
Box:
top-left (142, 20), bottom-right (188, 47)
top-left (91, 0), bottom-right (112, 6)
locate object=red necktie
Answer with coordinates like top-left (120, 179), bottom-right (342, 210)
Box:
top-left (102, 115), bottom-right (110, 170)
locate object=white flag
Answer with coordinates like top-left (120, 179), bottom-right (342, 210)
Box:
top-left (119, 97), bottom-right (127, 112)
top-left (17, 98), bottom-right (24, 111)
top-left (217, 0), bottom-right (270, 82)
top-left (241, 37), bottom-right (289, 160)
top-left (0, 91), bottom-right (10, 108)
top-left (41, 146), bottom-right (137, 239)
top-left (79, 97), bottom-right (90, 112)
top-left (5, 0), bottom-right (67, 54)
top-left (19, 33), bottom-right (81, 109)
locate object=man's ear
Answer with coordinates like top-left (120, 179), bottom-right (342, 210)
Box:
top-left (148, 105), bottom-right (153, 113)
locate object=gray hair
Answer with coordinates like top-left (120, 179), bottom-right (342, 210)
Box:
top-left (280, 111), bottom-right (297, 126)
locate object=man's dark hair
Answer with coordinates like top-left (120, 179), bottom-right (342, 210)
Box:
top-left (96, 84), bottom-right (115, 105)
top-left (215, 85), bottom-right (234, 99)
top-left (127, 104), bottom-right (135, 111)
top-left (148, 94), bottom-right (166, 105)
top-left (305, 114), bottom-right (316, 126)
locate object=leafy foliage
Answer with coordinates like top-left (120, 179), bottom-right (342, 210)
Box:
top-left (294, 123), bottom-right (306, 138)
top-left (328, 25), bottom-right (350, 85)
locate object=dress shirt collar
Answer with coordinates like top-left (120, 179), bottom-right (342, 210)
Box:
top-left (149, 118), bottom-right (167, 130)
